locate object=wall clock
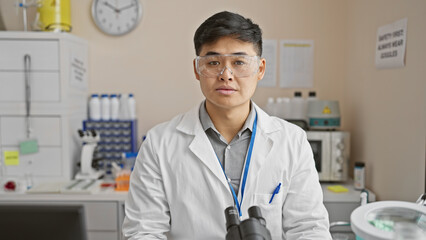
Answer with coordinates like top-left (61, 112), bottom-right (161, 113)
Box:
top-left (92, 0), bottom-right (142, 36)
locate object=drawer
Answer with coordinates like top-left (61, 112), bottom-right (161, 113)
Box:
top-left (0, 71), bottom-right (60, 102)
top-left (0, 40), bottom-right (59, 71)
top-left (87, 231), bottom-right (119, 240)
top-left (0, 116), bottom-right (61, 146)
top-left (1, 147), bottom-right (62, 177)
top-left (84, 202), bottom-right (119, 231)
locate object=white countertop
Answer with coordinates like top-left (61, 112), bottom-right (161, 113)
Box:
top-left (321, 181), bottom-right (376, 203)
top-left (0, 180), bottom-right (374, 203)
top-left (0, 180), bottom-right (128, 202)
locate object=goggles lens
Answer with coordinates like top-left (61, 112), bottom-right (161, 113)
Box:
top-left (195, 55), bottom-right (260, 78)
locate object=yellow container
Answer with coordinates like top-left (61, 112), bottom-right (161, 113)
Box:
top-left (37, 0), bottom-right (71, 32)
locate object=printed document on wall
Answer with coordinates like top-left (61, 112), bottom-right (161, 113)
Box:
top-left (258, 39), bottom-right (277, 87)
top-left (279, 40), bottom-right (314, 88)
top-left (375, 18), bottom-right (407, 69)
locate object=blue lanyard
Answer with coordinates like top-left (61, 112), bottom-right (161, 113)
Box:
top-left (216, 114), bottom-right (257, 217)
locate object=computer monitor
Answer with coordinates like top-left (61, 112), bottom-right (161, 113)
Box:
top-left (0, 204), bottom-right (87, 240)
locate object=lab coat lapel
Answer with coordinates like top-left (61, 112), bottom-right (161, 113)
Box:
top-left (176, 104), bottom-right (231, 192)
top-left (238, 104), bottom-right (278, 208)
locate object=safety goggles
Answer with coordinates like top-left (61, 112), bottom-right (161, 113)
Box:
top-left (195, 54), bottom-right (260, 78)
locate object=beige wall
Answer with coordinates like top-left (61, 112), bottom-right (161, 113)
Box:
top-left (1, 0), bottom-right (424, 201)
top-left (344, 0), bottom-right (426, 201)
top-left (67, 0), bottom-right (348, 136)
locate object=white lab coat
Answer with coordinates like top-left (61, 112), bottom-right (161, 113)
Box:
top-left (123, 102), bottom-right (331, 240)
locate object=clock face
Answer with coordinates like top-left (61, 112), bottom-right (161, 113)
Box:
top-left (92, 0), bottom-right (142, 36)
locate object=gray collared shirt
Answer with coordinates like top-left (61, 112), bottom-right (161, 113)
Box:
top-left (199, 101), bottom-right (256, 195)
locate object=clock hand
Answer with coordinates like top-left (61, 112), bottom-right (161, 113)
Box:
top-left (118, 3), bottom-right (135, 12)
top-left (103, 1), bottom-right (120, 13)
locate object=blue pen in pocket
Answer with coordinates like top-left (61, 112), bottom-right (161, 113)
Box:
top-left (269, 182), bottom-right (281, 204)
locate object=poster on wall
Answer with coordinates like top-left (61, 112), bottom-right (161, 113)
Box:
top-left (375, 18), bottom-right (407, 69)
top-left (259, 39), bottom-right (278, 87)
top-left (279, 40), bottom-right (314, 88)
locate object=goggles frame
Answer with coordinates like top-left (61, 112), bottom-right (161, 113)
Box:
top-left (195, 54), bottom-right (261, 78)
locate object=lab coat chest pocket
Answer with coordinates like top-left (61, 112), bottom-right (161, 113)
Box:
top-left (252, 187), bottom-right (287, 239)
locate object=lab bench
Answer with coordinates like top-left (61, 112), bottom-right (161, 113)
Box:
top-left (322, 182), bottom-right (376, 239)
top-left (0, 181), bottom-right (374, 240)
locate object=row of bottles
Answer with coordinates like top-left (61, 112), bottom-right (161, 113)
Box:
top-left (89, 93), bottom-right (136, 121)
top-left (264, 91), bottom-right (317, 120)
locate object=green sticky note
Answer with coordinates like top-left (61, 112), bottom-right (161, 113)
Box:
top-left (4, 151), bottom-right (20, 166)
top-left (19, 139), bottom-right (39, 154)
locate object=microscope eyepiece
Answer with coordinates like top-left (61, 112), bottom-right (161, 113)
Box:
top-left (248, 206), bottom-right (266, 227)
top-left (225, 206), bottom-right (240, 231)
top-left (225, 205), bottom-right (272, 240)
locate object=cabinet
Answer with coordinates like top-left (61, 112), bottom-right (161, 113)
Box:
top-left (0, 192), bottom-right (127, 240)
top-left (322, 182), bottom-right (376, 239)
top-left (0, 32), bottom-right (88, 183)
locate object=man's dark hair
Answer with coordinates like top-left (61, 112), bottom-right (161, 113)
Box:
top-left (194, 11), bottom-right (263, 56)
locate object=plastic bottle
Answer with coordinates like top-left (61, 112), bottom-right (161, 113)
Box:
top-left (89, 94), bottom-right (101, 121)
top-left (290, 91), bottom-right (305, 120)
top-left (275, 97), bottom-right (283, 118)
top-left (101, 94), bottom-right (110, 121)
top-left (122, 152), bottom-right (138, 171)
top-left (118, 94), bottom-right (130, 120)
top-left (354, 162), bottom-right (365, 190)
top-left (281, 97), bottom-right (291, 120)
top-left (306, 91), bottom-right (317, 122)
top-left (110, 94), bottom-right (120, 120)
top-left (128, 93), bottom-right (136, 120)
top-left (265, 97), bottom-right (275, 116)
top-left (308, 91), bottom-right (317, 100)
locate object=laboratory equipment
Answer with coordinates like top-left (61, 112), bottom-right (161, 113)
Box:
top-left (225, 206), bottom-right (272, 240)
top-left (61, 179), bottom-right (101, 194)
top-left (128, 93), bottom-right (136, 120)
top-left (288, 91), bottom-right (306, 120)
top-left (101, 94), bottom-right (110, 120)
top-left (118, 94), bottom-right (131, 120)
top-left (14, 0), bottom-right (38, 31)
top-left (122, 152), bottom-right (138, 170)
top-left (306, 131), bottom-right (350, 182)
top-left (354, 162), bottom-right (366, 190)
top-left (351, 199), bottom-right (426, 240)
top-left (89, 94), bottom-right (101, 120)
top-left (115, 168), bottom-right (130, 192)
top-left (82, 119), bottom-right (138, 175)
top-left (36, 0), bottom-right (71, 32)
top-left (75, 129), bottom-right (104, 180)
top-left (110, 94), bottom-right (120, 120)
top-left (307, 100), bottom-right (341, 130)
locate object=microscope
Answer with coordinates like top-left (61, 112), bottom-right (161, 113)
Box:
top-left (75, 129), bottom-right (104, 180)
top-left (225, 206), bottom-right (272, 240)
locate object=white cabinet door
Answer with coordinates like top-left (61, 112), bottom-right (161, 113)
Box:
top-left (87, 231), bottom-right (119, 240)
top-left (0, 72), bottom-right (60, 102)
top-left (1, 147), bottom-right (62, 177)
top-left (0, 40), bottom-right (59, 71)
top-left (0, 116), bottom-right (61, 146)
top-left (85, 202), bottom-right (119, 231)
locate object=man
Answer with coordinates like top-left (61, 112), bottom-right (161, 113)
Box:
top-left (123, 11), bottom-right (331, 240)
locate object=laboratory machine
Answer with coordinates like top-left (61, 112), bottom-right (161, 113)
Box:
top-left (351, 196), bottom-right (426, 240)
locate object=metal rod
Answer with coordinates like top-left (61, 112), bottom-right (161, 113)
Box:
top-left (24, 54), bottom-right (31, 138)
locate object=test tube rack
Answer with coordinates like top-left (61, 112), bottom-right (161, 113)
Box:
top-left (82, 120), bottom-right (138, 172)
